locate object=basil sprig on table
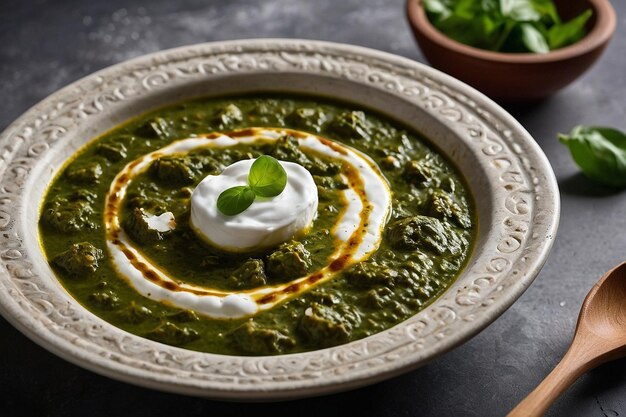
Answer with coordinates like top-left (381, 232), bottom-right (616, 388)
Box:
top-left (559, 126), bottom-right (626, 188)
top-left (424, 0), bottom-right (592, 53)
top-left (217, 155), bottom-right (288, 215)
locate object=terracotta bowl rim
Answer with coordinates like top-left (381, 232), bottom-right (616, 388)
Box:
top-left (406, 0), bottom-right (617, 64)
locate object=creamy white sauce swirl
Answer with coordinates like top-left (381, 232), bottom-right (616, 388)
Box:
top-left (104, 128), bottom-right (392, 319)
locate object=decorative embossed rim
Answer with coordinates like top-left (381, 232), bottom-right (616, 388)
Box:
top-left (0, 39), bottom-right (559, 400)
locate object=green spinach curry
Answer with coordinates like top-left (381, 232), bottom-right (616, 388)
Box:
top-left (39, 95), bottom-right (475, 356)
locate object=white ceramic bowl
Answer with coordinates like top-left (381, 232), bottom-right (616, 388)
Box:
top-left (0, 39), bottom-right (559, 400)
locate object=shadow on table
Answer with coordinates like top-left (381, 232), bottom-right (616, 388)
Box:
top-left (501, 99), bottom-right (551, 120)
top-left (547, 357), bottom-right (626, 417)
top-left (559, 173), bottom-right (622, 198)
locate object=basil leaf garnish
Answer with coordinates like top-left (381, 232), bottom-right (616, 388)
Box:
top-left (559, 126), bottom-right (626, 188)
top-left (248, 155), bottom-right (288, 197)
top-left (217, 186), bottom-right (256, 216)
top-left (216, 156), bottom-right (289, 216)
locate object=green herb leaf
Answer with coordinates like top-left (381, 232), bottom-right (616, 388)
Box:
top-left (548, 9), bottom-right (592, 49)
top-left (559, 126), bottom-right (626, 188)
top-left (453, 0), bottom-right (480, 19)
top-left (500, 0), bottom-right (541, 22)
top-left (480, 0), bottom-right (499, 14)
top-left (215, 156), bottom-right (289, 216)
top-left (248, 155), bottom-right (288, 197)
top-left (531, 0), bottom-right (560, 24)
top-left (424, 0), bottom-right (592, 53)
top-left (520, 23), bottom-right (549, 53)
top-left (217, 186), bottom-right (256, 216)
top-left (424, 0), bottom-right (452, 18)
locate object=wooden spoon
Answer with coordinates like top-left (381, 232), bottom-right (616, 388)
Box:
top-left (508, 261), bottom-right (626, 417)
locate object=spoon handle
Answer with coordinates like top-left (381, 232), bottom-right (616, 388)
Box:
top-left (507, 345), bottom-right (589, 417)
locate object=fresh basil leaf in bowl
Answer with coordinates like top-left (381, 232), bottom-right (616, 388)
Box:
top-left (548, 9), bottom-right (593, 49)
top-left (521, 23), bottom-right (549, 53)
top-left (559, 126), bottom-right (626, 188)
top-left (531, 0), bottom-right (560, 24)
top-left (424, 0), bottom-right (592, 53)
top-left (500, 0), bottom-right (541, 22)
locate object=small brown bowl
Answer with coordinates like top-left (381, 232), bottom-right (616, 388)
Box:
top-left (406, 0), bottom-right (616, 102)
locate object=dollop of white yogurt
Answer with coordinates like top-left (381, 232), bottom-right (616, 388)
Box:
top-left (190, 158), bottom-right (318, 252)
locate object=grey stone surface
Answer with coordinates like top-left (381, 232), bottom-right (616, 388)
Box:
top-left (1, 0), bottom-right (625, 415)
